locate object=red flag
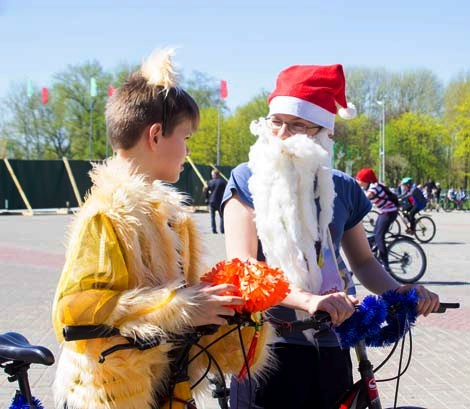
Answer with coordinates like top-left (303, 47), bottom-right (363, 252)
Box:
top-left (220, 80), bottom-right (228, 99)
top-left (41, 87), bottom-right (49, 104)
top-left (108, 85), bottom-right (115, 97)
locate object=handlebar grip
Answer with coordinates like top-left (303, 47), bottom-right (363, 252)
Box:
top-left (435, 302), bottom-right (460, 313)
top-left (63, 325), bottom-right (120, 341)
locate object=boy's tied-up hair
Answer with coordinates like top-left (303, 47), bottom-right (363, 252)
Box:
top-left (105, 47), bottom-right (199, 150)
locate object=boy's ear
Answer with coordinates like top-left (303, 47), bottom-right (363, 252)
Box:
top-left (149, 123), bottom-right (163, 149)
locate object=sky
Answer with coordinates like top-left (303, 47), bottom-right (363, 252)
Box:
top-left (1, 0), bottom-right (470, 112)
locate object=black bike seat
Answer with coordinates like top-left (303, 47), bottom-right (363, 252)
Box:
top-left (0, 332), bottom-right (54, 366)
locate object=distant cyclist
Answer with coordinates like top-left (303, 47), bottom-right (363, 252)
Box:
top-left (399, 177), bottom-right (428, 234)
top-left (356, 168), bottom-right (398, 272)
top-left (456, 187), bottom-right (467, 210)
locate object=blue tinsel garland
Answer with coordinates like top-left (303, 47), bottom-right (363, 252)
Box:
top-left (9, 392), bottom-right (44, 409)
top-left (336, 289), bottom-right (419, 349)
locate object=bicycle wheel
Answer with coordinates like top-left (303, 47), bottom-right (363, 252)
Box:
top-left (387, 237), bottom-right (427, 283)
top-left (443, 200), bottom-right (454, 212)
top-left (363, 210), bottom-right (379, 234)
top-left (414, 216), bottom-right (436, 243)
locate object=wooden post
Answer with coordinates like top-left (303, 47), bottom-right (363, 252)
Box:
top-left (186, 156), bottom-right (208, 189)
top-left (3, 158), bottom-right (33, 215)
top-left (62, 157), bottom-right (83, 207)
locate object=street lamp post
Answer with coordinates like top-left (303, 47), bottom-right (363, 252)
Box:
top-left (376, 100), bottom-right (385, 183)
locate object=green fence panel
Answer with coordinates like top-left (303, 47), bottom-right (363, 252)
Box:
top-left (0, 160), bottom-right (234, 210)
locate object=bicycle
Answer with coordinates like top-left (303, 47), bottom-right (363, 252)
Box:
top-left (1, 313), bottom-right (257, 409)
top-left (0, 332), bottom-right (54, 409)
top-left (1, 292), bottom-right (459, 409)
top-left (367, 234), bottom-right (427, 283)
top-left (271, 290), bottom-right (459, 409)
top-left (363, 209), bottom-right (436, 244)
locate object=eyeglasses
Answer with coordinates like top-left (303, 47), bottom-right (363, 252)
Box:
top-left (265, 117), bottom-right (322, 135)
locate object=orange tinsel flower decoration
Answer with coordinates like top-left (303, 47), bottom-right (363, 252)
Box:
top-left (201, 258), bottom-right (290, 313)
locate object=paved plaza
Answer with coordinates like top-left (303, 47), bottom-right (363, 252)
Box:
top-left (0, 211), bottom-right (469, 408)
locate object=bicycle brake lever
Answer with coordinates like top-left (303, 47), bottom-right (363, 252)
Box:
top-left (99, 343), bottom-right (138, 363)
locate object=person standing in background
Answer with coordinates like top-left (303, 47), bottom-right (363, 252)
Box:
top-left (206, 169), bottom-right (227, 233)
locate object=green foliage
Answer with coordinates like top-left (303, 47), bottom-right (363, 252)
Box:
top-left (0, 62), bottom-right (469, 188)
top-left (385, 112), bottom-right (449, 185)
top-left (53, 61), bottom-right (111, 159)
top-left (444, 75), bottom-right (470, 186)
top-left (334, 114), bottom-right (378, 172)
top-left (221, 91), bottom-right (268, 165)
top-left (188, 107), bottom-right (219, 164)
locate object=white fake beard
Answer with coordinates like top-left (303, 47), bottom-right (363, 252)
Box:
top-left (248, 119), bottom-right (336, 295)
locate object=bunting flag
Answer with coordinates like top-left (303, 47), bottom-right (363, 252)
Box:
top-left (90, 77), bottom-right (97, 97)
top-left (41, 87), bottom-right (49, 105)
top-left (108, 85), bottom-right (115, 97)
top-left (220, 80), bottom-right (228, 99)
top-left (27, 80), bottom-right (33, 98)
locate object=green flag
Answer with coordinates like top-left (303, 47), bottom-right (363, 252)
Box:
top-left (90, 77), bottom-right (97, 97)
top-left (27, 80), bottom-right (33, 98)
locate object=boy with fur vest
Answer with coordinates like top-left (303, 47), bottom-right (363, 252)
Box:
top-left (52, 49), bottom-right (272, 409)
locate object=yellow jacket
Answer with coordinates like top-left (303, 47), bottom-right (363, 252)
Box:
top-left (52, 158), bottom-right (272, 409)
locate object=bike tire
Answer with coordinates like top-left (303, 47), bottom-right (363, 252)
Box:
top-left (413, 216), bottom-right (436, 243)
top-left (363, 210), bottom-right (379, 234)
top-left (443, 200), bottom-right (454, 212)
top-left (386, 237), bottom-right (427, 283)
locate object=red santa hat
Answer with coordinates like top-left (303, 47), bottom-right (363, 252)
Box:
top-left (268, 64), bottom-right (357, 131)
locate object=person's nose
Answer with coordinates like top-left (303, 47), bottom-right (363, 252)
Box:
top-left (277, 123), bottom-right (292, 140)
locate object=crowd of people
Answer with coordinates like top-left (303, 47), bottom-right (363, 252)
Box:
top-left (51, 48), bottom-right (442, 409)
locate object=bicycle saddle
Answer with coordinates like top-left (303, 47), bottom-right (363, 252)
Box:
top-left (0, 332), bottom-right (54, 366)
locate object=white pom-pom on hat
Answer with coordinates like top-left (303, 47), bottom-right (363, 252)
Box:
top-left (338, 102), bottom-right (357, 120)
top-left (249, 117), bottom-right (267, 137)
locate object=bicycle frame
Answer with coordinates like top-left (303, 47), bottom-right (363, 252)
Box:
top-left (337, 341), bottom-right (382, 409)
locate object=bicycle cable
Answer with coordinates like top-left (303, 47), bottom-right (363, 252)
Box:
top-left (375, 319), bottom-right (413, 383)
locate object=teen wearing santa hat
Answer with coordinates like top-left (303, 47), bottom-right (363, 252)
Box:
top-left (356, 167), bottom-right (399, 272)
top-left (222, 64), bottom-right (440, 409)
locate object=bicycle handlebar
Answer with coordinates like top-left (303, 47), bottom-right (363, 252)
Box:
top-left (62, 312), bottom-right (258, 362)
top-left (63, 324), bottom-right (120, 341)
top-left (435, 302), bottom-right (460, 313)
top-left (63, 300), bottom-right (460, 358)
top-left (268, 296), bottom-right (460, 346)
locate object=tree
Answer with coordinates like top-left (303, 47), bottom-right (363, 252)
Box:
top-left (385, 112), bottom-right (449, 184)
top-left (187, 107), bottom-right (219, 164)
top-left (53, 61), bottom-right (112, 159)
top-left (1, 83), bottom-right (64, 159)
top-left (221, 91), bottom-right (269, 165)
top-left (334, 114), bottom-right (378, 174)
top-left (444, 74), bottom-right (470, 188)
top-left (183, 71), bottom-right (227, 111)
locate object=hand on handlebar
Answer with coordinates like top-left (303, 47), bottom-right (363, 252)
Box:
top-left (308, 292), bottom-right (359, 326)
top-left (397, 284), bottom-right (440, 316)
top-left (190, 283), bottom-right (244, 327)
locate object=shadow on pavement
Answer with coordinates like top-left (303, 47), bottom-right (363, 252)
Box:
top-left (418, 280), bottom-right (470, 286)
top-left (423, 241), bottom-right (465, 245)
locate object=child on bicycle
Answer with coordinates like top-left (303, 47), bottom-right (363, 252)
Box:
top-left (399, 177), bottom-right (427, 234)
top-left (223, 64), bottom-right (440, 409)
top-left (356, 167), bottom-right (398, 272)
top-left (52, 49), bottom-right (271, 409)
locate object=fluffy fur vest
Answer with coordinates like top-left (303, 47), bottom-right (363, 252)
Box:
top-left (52, 158), bottom-right (272, 409)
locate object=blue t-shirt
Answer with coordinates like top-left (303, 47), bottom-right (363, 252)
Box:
top-left (222, 162), bottom-right (372, 346)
